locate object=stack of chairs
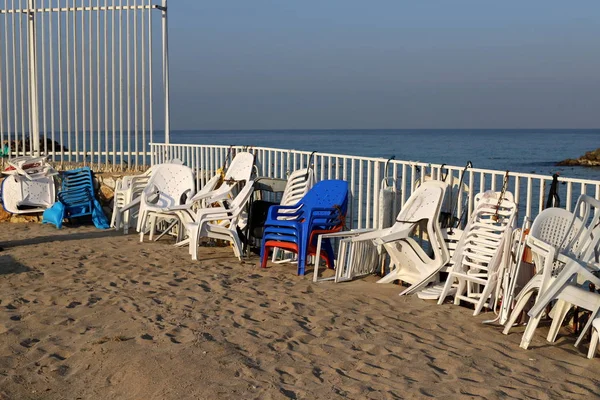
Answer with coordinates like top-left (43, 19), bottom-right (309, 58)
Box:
top-left (504, 195), bottom-right (600, 351)
top-left (437, 191), bottom-right (517, 316)
top-left (42, 167), bottom-right (109, 229)
top-left (260, 180), bottom-right (348, 275)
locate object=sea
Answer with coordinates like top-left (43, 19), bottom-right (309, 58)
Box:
top-left (169, 129), bottom-right (600, 181)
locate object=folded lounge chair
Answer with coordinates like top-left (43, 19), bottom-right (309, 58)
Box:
top-left (42, 167), bottom-right (109, 229)
top-left (437, 191), bottom-right (517, 316)
top-left (313, 180), bottom-right (450, 293)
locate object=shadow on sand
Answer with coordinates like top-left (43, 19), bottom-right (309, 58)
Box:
top-left (0, 254), bottom-right (32, 275)
top-left (1, 229), bottom-right (121, 249)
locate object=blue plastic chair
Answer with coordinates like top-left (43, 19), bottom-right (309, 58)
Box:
top-left (260, 180), bottom-right (348, 275)
top-left (42, 167), bottom-right (109, 229)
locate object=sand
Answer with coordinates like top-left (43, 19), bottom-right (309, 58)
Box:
top-left (0, 223), bottom-right (599, 400)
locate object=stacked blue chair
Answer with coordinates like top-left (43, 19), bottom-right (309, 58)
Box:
top-left (260, 180), bottom-right (348, 275)
top-left (42, 167), bottom-right (109, 229)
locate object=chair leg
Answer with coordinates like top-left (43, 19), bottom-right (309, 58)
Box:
top-left (437, 274), bottom-right (456, 305)
top-left (520, 313), bottom-right (543, 350)
top-left (473, 282), bottom-right (494, 316)
top-left (587, 328), bottom-right (599, 359)
top-left (503, 289), bottom-right (535, 335)
top-left (261, 243), bottom-right (271, 268)
top-left (148, 214), bottom-right (156, 241)
top-left (547, 300), bottom-right (572, 343)
top-left (230, 231), bottom-right (243, 261)
top-left (189, 227), bottom-right (200, 261)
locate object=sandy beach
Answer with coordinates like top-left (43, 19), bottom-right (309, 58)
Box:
top-left (0, 223), bottom-right (598, 399)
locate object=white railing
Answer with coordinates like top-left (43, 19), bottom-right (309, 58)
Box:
top-left (0, 0), bottom-right (170, 171)
top-left (151, 143), bottom-right (600, 229)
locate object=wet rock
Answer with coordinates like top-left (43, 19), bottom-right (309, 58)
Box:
top-left (557, 148), bottom-right (600, 167)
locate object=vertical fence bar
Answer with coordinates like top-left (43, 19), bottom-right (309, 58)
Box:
top-left (133, 0), bottom-right (138, 168)
top-left (161, 0), bottom-right (169, 143)
top-left (72, 0), bottom-right (78, 162)
top-left (95, 0), bottom-right (100, 169)
top-left (40, 0), bottom-right (46, 154)
top-left (3, 0), bottom-right (10, 155)
top-left (19, 0), bottom-right (26, 155)
top-left (0, 5), bottom-right (4, 150)
top-left (103, 0), bottom-right (108, 168)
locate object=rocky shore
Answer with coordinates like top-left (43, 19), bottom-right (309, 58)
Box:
top-left (557, 148), bottom-right (600, 167)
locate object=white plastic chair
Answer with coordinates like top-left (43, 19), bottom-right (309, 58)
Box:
top-left (270, 167), bottom-right (316, 263)
top-left (313, 180), bottom-right (450, 293)
top-left (183, 181), bottom-right (255, 261)
top-left (147, 152), bottom-right (255, 243)
top-left (437, 191), bottom-right (517, 316)
top-left (111, 169), bottom-right (152, 233)
top-left (136, 164), bottom-right (196, 242)
top-left (112, 159), bottom-right (184, 233)
top-left (515, 195), bottom-right (600, 349)
top-left (502, 207), bottom-right (580, 342)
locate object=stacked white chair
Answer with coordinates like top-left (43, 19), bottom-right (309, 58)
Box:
top-left (437, 191), bottom-right (517, 316)
top-left (145, 152), bottom-right (255, 243)
top-left (270, 167), bottom-right (316, 263)
top-left (502, 208), bottom-right (580, 344)
top-left (183, 181), bottom-right (255, 261)
top-left (112, 159), bottom-right (184, 234)
top-left (508, 195), bottom-right (600, 349)
top-left (136, 164), bottom-right (196, 242)
top-left (111, 169), bottom-right (152, 234)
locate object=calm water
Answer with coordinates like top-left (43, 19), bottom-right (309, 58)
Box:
top-left (171, 129), bottom-right (600, 181)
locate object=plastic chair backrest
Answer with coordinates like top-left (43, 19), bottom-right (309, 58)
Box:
top-left (296, 180), bottom-right (349, 215)
top-left (395, 180), bottom-right (448, 224)
top-left (224, 152), bottom-right (255, 182)
top-left (281, 168), bottom-right (316, 206)
top-left (146, 164), bottom-right (195, 208)
top-left (229, 181), bottom-right (255, 211)
top-left (61, 167), bottom-right (94, 192)
top-left (562, 195), bottom-right (600, 263)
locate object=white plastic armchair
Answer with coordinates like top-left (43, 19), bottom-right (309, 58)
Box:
top-left (145, 152), bottom-right (255, 242)
top-left (112, 159), bottom-right (184, 233)
top-left (514, 195), bottom-right (600, 349)
top-left (502, 207), bottom-right (579, 340)
top-left (136, 164), bottom-right (196, 242)
top-left (184, 181), bottom-right (255, 261)
top-left (111, 169), bottom-right (152, 233)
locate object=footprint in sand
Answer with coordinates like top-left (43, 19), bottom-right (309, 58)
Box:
top-left (20, 338), bottom-right (40, 348)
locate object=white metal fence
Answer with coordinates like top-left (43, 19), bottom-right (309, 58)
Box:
top-left (0, 0), bottom-right (170, 170)
top-left (151, 142), bottom-right (600, 229)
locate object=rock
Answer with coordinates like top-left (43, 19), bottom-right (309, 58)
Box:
top-left (102, 177), bottom-right (116, 190)
top-left (0, 205), bottom-right (11, 222)
top-left (98, 184), bottom-right (114, 204)
top-left (557, 148), bottom-right (600, 167)
top-left (10, 214), bottom-right (42, 223)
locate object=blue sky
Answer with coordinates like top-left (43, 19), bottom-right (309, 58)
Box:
top-left (167, 0), bottom-right (600, 130)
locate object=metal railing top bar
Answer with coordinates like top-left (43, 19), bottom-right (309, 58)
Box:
top-left (150, 142), bottom-right (600, 231)
top-left (0, 5), bottom-right (155, 13)
top-left (150, 143), bottom-right (600, 186)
